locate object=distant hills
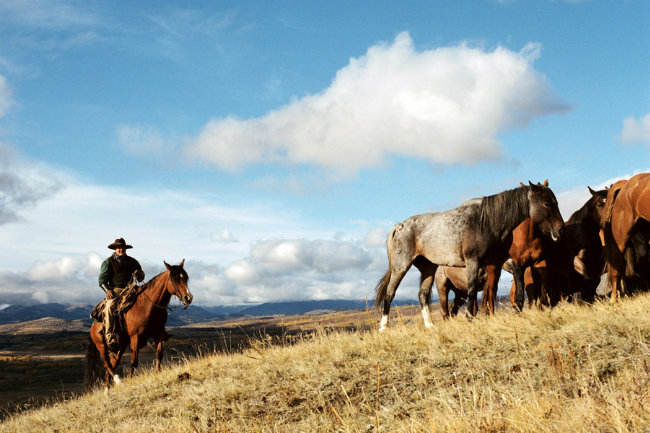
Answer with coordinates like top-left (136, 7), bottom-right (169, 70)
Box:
top-left (0, 299), bottom-right (419, 329)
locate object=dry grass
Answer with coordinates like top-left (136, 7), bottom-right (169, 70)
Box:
top-left (1, 294), bottom-right (649, 433)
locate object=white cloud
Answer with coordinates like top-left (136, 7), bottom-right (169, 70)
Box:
top-left (31, 290), bottom-right (50, 303)
top-left (28, 256), bottom-right (83, 281)
top-left (186, 32), bottom-right (568, 175)
top-left (224, 260), bottom-right (259, 284)
top-left (363, 227), bottom-right (388, 249)
top-left (618, 114), bottom-right (650, 146)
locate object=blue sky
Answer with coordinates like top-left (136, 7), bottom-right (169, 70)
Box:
top-left (0, 0), bottom-right (648, 307)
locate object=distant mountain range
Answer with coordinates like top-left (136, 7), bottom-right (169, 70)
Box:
top-left (0, 299), bottom-right (419, 328)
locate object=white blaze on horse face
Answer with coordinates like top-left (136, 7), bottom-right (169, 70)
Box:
top-left (421, 307), bottom-right (434, 328)
top-left (379, 314), bottom-right (389, 332)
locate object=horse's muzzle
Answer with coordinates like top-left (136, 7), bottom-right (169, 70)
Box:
top-left (182, 293), bottom-right (193, 306)
top-left (550, 224), bottom-right (565, 242)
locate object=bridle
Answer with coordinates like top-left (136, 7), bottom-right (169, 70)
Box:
top-left (135, 272), bottom-right (190, 312)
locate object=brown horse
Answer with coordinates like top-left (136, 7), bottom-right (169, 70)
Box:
top-left (87, 260), bottom-right (192, 390)
top-left (601, 173), bottom-right (650, 301)
top-left (507, 186), bottom-right (608, 308)
top-left (433, 265), bottom-right (500, 319)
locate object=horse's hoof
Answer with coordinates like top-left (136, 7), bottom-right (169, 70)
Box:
top-left (424, 321), bottom-right (434, 329)
top-left (104, 387), bottom-right (109, 396)
top-left (113, 374), bottom-right (122, 385)
top-left (465, 313), bottom-right (474, 322)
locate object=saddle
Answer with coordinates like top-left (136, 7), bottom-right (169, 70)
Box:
top-left (90, 278), bottom-right (141, 322)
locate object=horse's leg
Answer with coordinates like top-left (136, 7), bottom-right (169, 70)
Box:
top-left (610, 212), bottom-right (636, 301)
top-left (435, 270), bottom-right (451, 320)
top-left (155, 339), bottom-right (164, 371)
top-left (511, 262), bottom-right (526, 312)
top-left (450, 289), bottom-right (466, 317)
top-left (129, 335), bottom-right (140, 377)
top-left (379, 267), bottom-right (410, 332)
top-left (415, 259), bottom-right (437, 328)
top-left (109, 351), bottom-right (124, 386)
top-left (100, 343), bottom-right (118, 381)
top-left (465, 259), bottom-right (480, 317)
top-left (484, 265), bottom-right (501, 315)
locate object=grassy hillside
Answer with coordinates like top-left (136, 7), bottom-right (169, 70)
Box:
top-left (1, 295), bottom-right (649, 433)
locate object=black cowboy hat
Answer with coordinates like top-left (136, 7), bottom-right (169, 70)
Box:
top-left (108, 238), bottom-right (133, 250)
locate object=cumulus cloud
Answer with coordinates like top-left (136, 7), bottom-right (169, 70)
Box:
top-left (28, 256), bottom-right (84, 281)
top-left (218, 237), bottom-right (383, 303)
top-left (186, 32), bottom-right (569, 175)
top-left (363, 227), bottom-right (388, 249)
top-left (618, 114), bottom-right (650, 146)
top-left (0, 254), bottom-right (104, 305)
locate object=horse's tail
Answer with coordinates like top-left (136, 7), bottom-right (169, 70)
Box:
top-left (601, 180), bottom-right (625, 228)
top-left (374, 224), bottom-right (399, 308)
top-left (84, 336), bottom-right (102, 391)
top-left (600, 183), bottom-right (625, 268)
top-left (624, 245), bottom-right (637, 278)
top-left (374, 269), bottom-right (392, 308)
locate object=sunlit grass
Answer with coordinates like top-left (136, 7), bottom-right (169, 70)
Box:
top-left (1, 294), bottom-right (648, 432)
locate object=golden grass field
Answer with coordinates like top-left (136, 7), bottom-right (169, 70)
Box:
top-left (1, 294), bottom-right (649, 433)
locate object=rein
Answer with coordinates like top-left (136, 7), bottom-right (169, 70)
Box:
top-left (136, 273), bottom-right (188, 312)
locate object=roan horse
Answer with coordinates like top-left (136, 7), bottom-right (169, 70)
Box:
top-left (374, 182), bottom-right (564, 331)
top-left (86, 260), bottom-right (192, 390)
top-left (601, 173), bottom-right (650, 301)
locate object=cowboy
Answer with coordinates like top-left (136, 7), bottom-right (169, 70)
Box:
top-left (98, 238), bottom-right (144, 350)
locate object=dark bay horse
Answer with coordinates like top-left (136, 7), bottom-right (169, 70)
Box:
top-left (87, 260), bottom-right (192, 390)
top-left (601, 173), bottom-right (650, 301)
top-left (507, 186), bottom-right (608, 309)
top-left (374, 182), bottom-right (564, 331)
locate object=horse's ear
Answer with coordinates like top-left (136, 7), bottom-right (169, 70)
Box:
top-left (543, 179), bottom-right (549, 187)
top-left (164, 261), bottom-right (171, 270)
top-left (588, 186), bottom-right (596, 196)
top-left (179, 259), bottom-right (185, 268)
top-left (520, 182), bottom-right (526, 188)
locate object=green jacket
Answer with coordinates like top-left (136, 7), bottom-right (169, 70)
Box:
top-left (98, 253), bottom-right (144, 288)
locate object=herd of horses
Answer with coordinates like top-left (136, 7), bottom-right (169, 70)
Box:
top-left (86, 173), bottom-right (649, 391)
top-left (375, 173), bottom-right (650, 332)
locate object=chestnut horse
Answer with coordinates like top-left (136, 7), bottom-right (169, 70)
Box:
top-left (86, 260), bottom-right (192, 390)
top-left (374, 182), bottom-right (564, 331)
top-left (601, 173), bottom-right (650, 301)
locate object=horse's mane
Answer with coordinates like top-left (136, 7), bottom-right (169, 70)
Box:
top-left (479, 186), bottom-right (529, 235)
top-left (568, 189), bottom-right (605, 225)
top-left (116, 270), bottom-right (170, 314)
top-left (601, 180), bottom-right (626, 227)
